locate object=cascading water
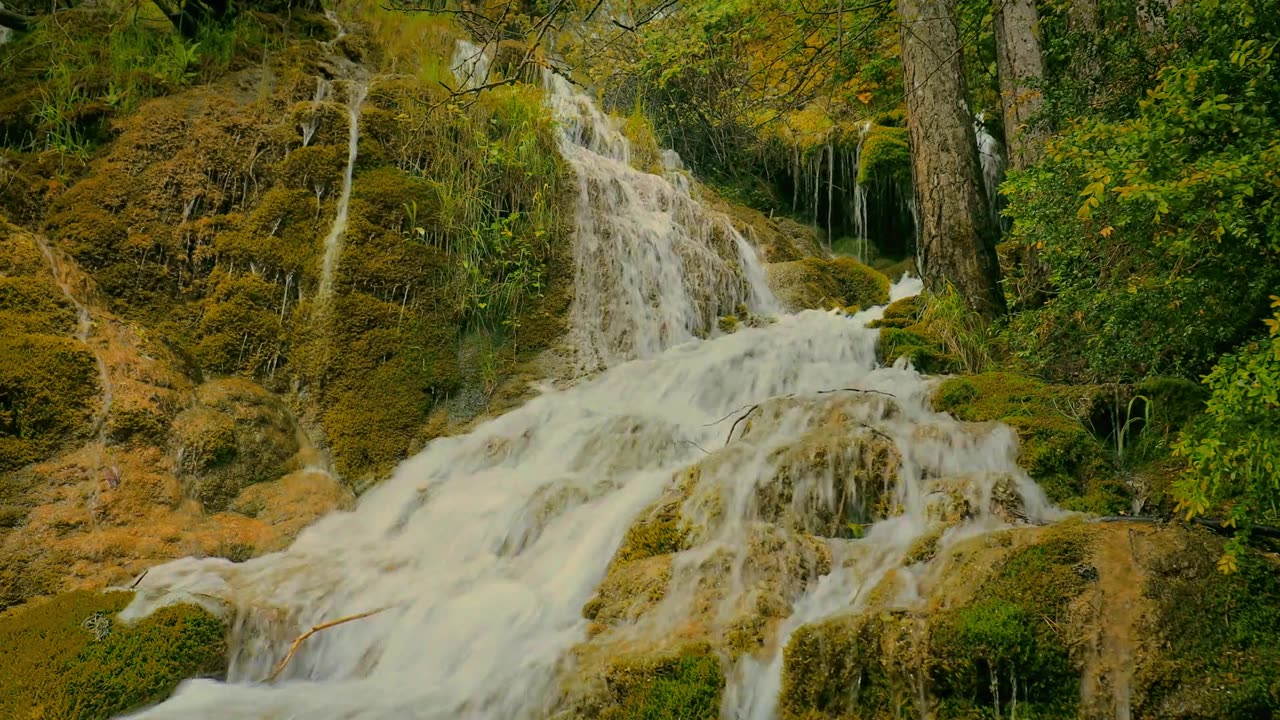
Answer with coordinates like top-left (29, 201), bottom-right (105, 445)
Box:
top-left (542, 70), bottom-right (775, 372)
top-left (120, 44), bottom-right (1061, 720)
top-left (315, 80), bottom-right (367, 307)
top-left (974, 112), bottom-right (1005, 219)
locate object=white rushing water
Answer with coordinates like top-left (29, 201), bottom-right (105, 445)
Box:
top-left (315, 80), bottom-right (367, 307)
top-left (974, 112), bottom-right (1005, 219)
top-left (120, 44), bottom-right (1059, 720)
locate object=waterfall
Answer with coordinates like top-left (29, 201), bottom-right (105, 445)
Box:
top-left (543, 70), bottom-right (775, 372)
top-left (119, 52), bottom-right (1062, 720)
top-left (851, 121), bottom-right (871, 263)
top-left (451, 39), bottom-right (492, 91)
top-left (315, 80), bottom-right (367, 307)
top-left (974, 112), bottom-right (1005, 219)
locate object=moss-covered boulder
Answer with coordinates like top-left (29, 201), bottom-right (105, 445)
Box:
top-left (856, 125), bottom-right (911, 186)
top-left (171, 378), bottom-right (301, 512)
top-left (767, 256), bottom-right (890, 312)
top-left (931, 373), bottom-right (1120, 511)
top-left (759, 423), bottom-right (901, 536)
top-left (868, 295), bottom-right (920, 329)
top-left (1134, 529), bottom-right (1280, 719)
top-left (596, 644), bottom-right (724, 720)
top-left (780, 612), bottom-right (919, 720)
top-left (928, 531), bottom-right (1090, 719)
top-left (876, 327), bottom-right (960, 374)
top-left (0, 590), bottom-right (226, 719)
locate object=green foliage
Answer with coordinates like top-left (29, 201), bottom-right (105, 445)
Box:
top-left (1173, 300), bottom-right (1280, 569)
top-left (0, 8), bottom-right (276, 157)
top-left (1001, 0), bottom-right (1280, 383)
top-left (877, 327), bottom-right (961, 374)
top-left (0, 590), bottom-right (226, 720)
top-left (917, 284), bottom-right (998, 373)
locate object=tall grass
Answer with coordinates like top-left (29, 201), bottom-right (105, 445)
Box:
top-left (918, 282), bottom-right (997, 373)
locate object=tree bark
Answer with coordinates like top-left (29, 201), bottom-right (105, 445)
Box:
top-left (994, 0), bottom-right (1047, 170)
top-left (898, 0), bottom-right (1005, 318)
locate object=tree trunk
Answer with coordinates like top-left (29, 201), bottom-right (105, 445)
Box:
top-left (898, 0), bottom-right (1005, 318)
top-left (994, 0), bottom-right (1047, 170)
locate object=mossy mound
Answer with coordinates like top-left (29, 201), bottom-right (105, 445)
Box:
top-left (0, 225), bottom-right (100, 470)
top-left (931, 373), bottom-right (1121, 512)
top-left (0, 590), bottom-right (226, 720)
top-left (856, 125), bottom-right (911, 185)
top-left (928, 530), bottom-right (1091, 719)
top-left (876, 327), bottom-right (960, 374)
top-left (1134, 529), bottom-right (1280, 718)
top-left (767, 256), bottom-right (890, 312)
top-left (599, 645), bottom-right (724, 720)
top-left (780, 612), bottom-right (919, 719)
top-left (868, 295), bottom-right (920, 329)
top-left (171, 378), bottom-right (301, 512)
top-left (759, 424), bottom-right (901, 536)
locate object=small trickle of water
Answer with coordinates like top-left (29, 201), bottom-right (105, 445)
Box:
top-left (300, 77), bottom-right (334, 148)
top-left (451, 39), bottom-right (492, 91)
top-left (315, 80), bottom-right (367, 306)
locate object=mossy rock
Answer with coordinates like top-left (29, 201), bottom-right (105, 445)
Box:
top-left (0, 333), bottom-right (100, 470)
top-left (781, 611), bottom-right (919, 720)
top-left (767, 257), bottom-right (890, 312)
top-left (868, 295), bottom-right (920, 330)
top-left (0, 590), bottom-right (226, 719)
top-left (1134, 532), bottom-right (1280, 719)
top-left (622, 111), bottom-right (663, 175)
top-left (758, 425), bottom-right (901, 536)
top-left (171, 378), bottom-right (300, 512)
top-left (876, 327), bottom-right (960, 374)
top-left (601, 645), bottom-right (724, 720)
top-left (927, 531), bottom-right (1091, 719)
top-left (856, 125), bottom-right (911, 185)
top-left (931, 373), bottom-right (1118, 511)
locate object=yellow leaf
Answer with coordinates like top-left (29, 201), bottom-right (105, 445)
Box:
top-left (857, 92), bottom-right (873, 105)
top-left (1217, 553), bottom-right (1238, 574)
top-left (1100, 226), bottom-right (1114, 238)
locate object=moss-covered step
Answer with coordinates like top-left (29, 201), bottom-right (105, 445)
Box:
top-left (0, 590), bottom-right (226, 720)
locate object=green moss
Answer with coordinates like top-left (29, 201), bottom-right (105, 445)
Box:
top-left (0, 590), bottom-right (226, 720)
top-left (1135, 537), bottom-right (1280, 719)
top-left (929, 532), bottom-right (1091, 719)
top-left (0, 333), bottom-right (99, 470)
top-left (622, 111), bottom-right (664, 175)
top-left (603, 646), bottom-right (723, 720)
top-left (856, 125), bottom-right (911, 185)
top-left (780, 613), bottom-right (909, 720)
top-left (877, 327), bottom-right (960, 374)
top-left (931, 373), bottom-right (1117, 509)
top-left (768, 257), bottom-right (890, 312)
top-left (869, 295), bottom-right (920, 329)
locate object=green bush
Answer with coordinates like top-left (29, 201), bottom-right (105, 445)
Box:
top-left (0, 590), bottom-right (226, 720)
top-left (1173, 300), bottom-right (1280, 568)
top-left (1001, 0), bottom-right (1280, 383)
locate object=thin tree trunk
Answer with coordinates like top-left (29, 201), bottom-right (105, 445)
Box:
top-left (994, 0), bottom-right (1047, 170)
top-left (898, 0), bottom-right (1006, 318)
top-left (0, 6), bottom-right (31, 30)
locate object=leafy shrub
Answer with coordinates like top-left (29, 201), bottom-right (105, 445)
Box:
top-left (1173, 300), bottom-right (1280, 569)
top-left (1001, 0), bottom-right (1280, 383)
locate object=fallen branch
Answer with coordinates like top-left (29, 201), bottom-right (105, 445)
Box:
top-left (725, 405), bottom-right (761, 446)
top-left (128, 570), bottom-right (149, 589)
top-left (266, 607), bottom-right (392, 682)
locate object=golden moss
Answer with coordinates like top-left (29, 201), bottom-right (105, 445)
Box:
top-left (0, 333), bottom-right (99, 470)
top-left (622, 110), bottom-right (664, 175)
top-left (931, 373), bottom-right (1119, 510)
top-left (780, 612), bottom-right (915, 720)
top-left (600, 644), bottom-right (724, 720)
top-left (876, 327), bottom-right (960, 373)
top-left (0, 590), bottom-right (226, 720)
top-left (767, 256), bottom-right (890, 312)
